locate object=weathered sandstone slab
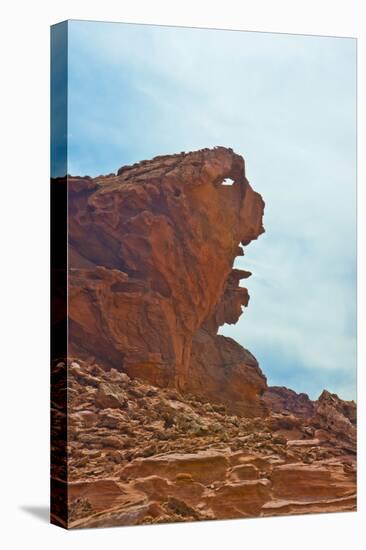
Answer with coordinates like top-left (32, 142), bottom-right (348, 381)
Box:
top-left (51, 360), bottom-right (356, 527)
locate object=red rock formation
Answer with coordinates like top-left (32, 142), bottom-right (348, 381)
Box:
top-left (51, 360), bottom-right (356, 528)
top-left (67, 147), bottom-right (267, 416)
top-left (50, 147), bottom-right (356, 529)
top-left (263, 386), bottom-right (315, 418)
top-left (311, 390), bottom-right (356, 447)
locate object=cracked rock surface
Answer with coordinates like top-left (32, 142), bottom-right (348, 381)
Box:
top-left (51, 360), bottom-right (356, 528)
top-left (51, 148), bottom-right (356, 528)
top-left (66, 147), bottom-right (266, 417)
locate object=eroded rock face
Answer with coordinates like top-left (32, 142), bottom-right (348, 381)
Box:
top-left (312, 390), bottom-right (356, 445)
top-left (67, 147), bottom-right (267, 416)
top-left (190, 332), bottom-right (268, 417)
top-left (263, 386), bottom-right (315, 418)
top-left (51, 360), bottom-right (356, 528)
top-left (51, 147), bottom-right (357, 529)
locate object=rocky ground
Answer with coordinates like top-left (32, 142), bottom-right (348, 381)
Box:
top-left (51, 360), bottom-right (356, 528)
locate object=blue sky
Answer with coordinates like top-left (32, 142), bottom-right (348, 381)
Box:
top-left (64, 20), bottom-right (356, 400)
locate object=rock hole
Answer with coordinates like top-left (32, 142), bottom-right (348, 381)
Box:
top-left (221, 177), bottom-right (235, 186)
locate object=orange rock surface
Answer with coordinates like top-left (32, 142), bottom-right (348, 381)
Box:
top-left (51, 360), bottom-right (356, 528)
top-left (67, 147), bottom-right (267, 416)
top-left (51, 148), bottom-right (356, 528)
top-left (263, 386), bottom-right (315, 417)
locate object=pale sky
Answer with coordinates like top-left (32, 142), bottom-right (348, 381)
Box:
top-left (62, 20), bottom-right (356, 400)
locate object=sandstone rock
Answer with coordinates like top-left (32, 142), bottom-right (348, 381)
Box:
top-left (95, 383), bottom-right (126, 409)
top-left (119, 450), bottom-right (230, 485)
top-left (228, 463), bottom-right (259, 481)
top-left (268, 413), bottom-right (303, 436)
top-left (70, 503), bottom-right (152, 529)
top-left (287, 438), bottom-right (320, 447)
top-left (51, 359), bottom-right (357, 528)
top-left (51, 146), bottom-right (357, 528)
top-left (271, 462), bottom-right (356, 500)
top-left (67, 147), bottom-right (266, 416)
top-left (263, 386), bottom-right (315, 417)
top-left (189, 331), bottom-right (268, 417)
top-left (74, 411), bottom-right (98, 428)
top-left (69, 497), bottom-right (94, 522)
top-left (261, 494), bottom-right (356, 516)
top-left (312, 390), bottom-right (356, 443)
top-left (162, 497), bottom-right (205, 521)
top-left (109, 369), bottom-right (130, 384)
top-left (133, 475), bottom-right (205, 506)
top-left (204, 479), bottom-right (271, 518)
top-left (101, 435), bottom-right (126, 449)
top-left (68, 478), bottom-right (145, 514)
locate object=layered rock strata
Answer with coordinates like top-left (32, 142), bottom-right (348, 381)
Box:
top-left (50, 147), bottom-right (356, 528)
top-left (263, 386), bottom-right (315, 418)
top-left (51, 360), bottom-right (356, 528)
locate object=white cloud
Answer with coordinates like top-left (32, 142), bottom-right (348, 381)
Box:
top-left (67, 21), bottom-right (357, 399)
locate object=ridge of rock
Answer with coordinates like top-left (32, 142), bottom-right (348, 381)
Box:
top-left (66, 147), bottom-right (267, 416)
top-left (263, 386), bottom-right (315, 418)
